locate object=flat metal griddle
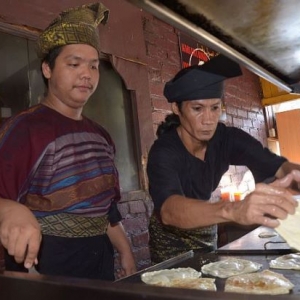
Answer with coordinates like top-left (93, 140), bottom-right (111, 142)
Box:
top-left (119, 226), bottom-right (300, 295)
top-left (119, 250), bottom-right (300, 295)
top-left (216, 226), bottom-right (291, 255)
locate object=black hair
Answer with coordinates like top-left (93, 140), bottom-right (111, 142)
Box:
top-left (41, 46), bottom-right (64, 87)
top-left (156, 102), bottom-right (183, 137)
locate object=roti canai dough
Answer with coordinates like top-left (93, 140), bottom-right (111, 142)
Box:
top-left (270, 253), bottom-right (300, 270)
top-left (201, 258), bottom-right (262, 278)
top-left (141, 267), bottom-right (201, 286)
top-left (141, 267), bottom-right (217, 291)
top-left (167, 278), bottom-right (216, 291)
top-left (275, 199), bottom-right (300, 251)
top-left (225, 270), bottom-right (294, 295)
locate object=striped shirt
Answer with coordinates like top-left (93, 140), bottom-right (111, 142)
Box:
top-left (0, 104), bottom-right (120, 218)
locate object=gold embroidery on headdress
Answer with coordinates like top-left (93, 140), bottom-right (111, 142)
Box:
top-left (36, 2), bottom-right (109, 59)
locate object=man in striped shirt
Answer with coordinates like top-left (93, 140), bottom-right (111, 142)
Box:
top-left (0, 2), bottom-right (136, 280)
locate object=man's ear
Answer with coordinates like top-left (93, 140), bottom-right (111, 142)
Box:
top-left (41, 62), bottom-right (51, 79)
top-left (171, 102), bottom-right (180, 115)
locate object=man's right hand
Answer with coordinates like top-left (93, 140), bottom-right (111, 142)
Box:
top-left (0, 199), bottom-right (42, 269)
top-left (230, 174), bottom-right (298, 228)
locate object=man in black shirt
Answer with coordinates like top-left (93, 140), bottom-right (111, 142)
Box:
top-left (147, 55), bottom-right (300, 263)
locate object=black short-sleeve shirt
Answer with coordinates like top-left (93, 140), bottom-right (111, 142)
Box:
top-left (147, 122), bottom-right (287, 210)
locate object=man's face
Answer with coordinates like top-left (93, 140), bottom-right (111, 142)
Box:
top-left (173, 98), bottom-right (222, 142)
top-left (43, 44), bottom-right (100, 109)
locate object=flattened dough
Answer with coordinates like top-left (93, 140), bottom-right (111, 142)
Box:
top-left (270, 253), bottom-right (300, 270)
top-left (225, 270), bottom-right (294, 295)
top-left (141, 267), bottom-right (216, 291)
top-left (201, 258), bottom-right (262, 278)
top-left (275, 200), bottom-right (300, 251)
top-left (141, 267), bottom-right (201, 286)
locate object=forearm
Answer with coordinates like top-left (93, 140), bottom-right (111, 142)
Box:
top-left (160, 195), bottom-right (233, 229)
top-left (161, 183), bottom-right (298, 230)
top-left (107, 222), bottom-right (136, 276)
top-left (0, 197), bottom-right (41, 268)
top-left (107, 222), bottom-right (132, 255)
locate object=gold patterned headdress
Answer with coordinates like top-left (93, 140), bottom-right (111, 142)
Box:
top-left (36, 2), bottom-right (109, 59)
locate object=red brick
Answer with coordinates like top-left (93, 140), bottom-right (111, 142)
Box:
top-left (146, 43), bottom-right (168, 60)
top-left (151, 98), bottom-right (171, 111)
top-left (252, 119), bottom-right (264, 130)
top-left (243, 119), bottom-right (252, 128)
top-left (129, 200), bottom-right (146, 214)
top-left (226, 105), bottom-right (238, 116)
top-left (148, 68), bottom-right (162, 83)
top-left (232, 117), bottom-right (243, 128)
top-left (122, 216), bottom-right (149, 233)
top-left (132, 231), bottom-right (149, 247)
top-left (127, 190), bottom-right (147, 201)
top-left (237, 109), bottom-right (248, 118)
top-left (146, 56), bottom-right (163, 70)
top-left (143, 15), bottom-right (174, 35)
top-left (152, 111), bottom-right (169, 125)
top-left (149, 82), bottom-right (165, 97)
top-left (118, 202), bottom-right (129, 218)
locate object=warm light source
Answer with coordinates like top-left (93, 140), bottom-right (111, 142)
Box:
top-left (219, 102), bottom-right (227, 122)
top-left (221, 189), bottom-right (244, 202)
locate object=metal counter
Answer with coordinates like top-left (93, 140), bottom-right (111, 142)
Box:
top-left (1, 226), bottom-right (299, 299)
top-left (119, 226), bottom-right (300, 297)
top-left (217, 225), bottom-right (291, 254)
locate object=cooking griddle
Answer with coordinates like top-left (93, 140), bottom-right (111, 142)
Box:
top-left (119, 225), bottom-right (300, 294)
top-left (216, 226), bottom-right (291, 255)
top-left (119, 250), bottom-right (300, 295)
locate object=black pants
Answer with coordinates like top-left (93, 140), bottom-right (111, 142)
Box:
top-left (5, 234), bottom-right (115, 280)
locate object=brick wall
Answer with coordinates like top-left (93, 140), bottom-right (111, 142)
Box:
top-left (142, 12), bottom-right (178, 136)
top-left (117, 191), bottom-right (153, 271)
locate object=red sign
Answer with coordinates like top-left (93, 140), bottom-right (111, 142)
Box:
top-left (179, 32), bottom-right (218, 68)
